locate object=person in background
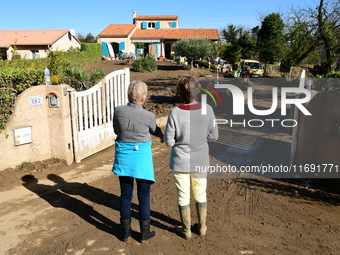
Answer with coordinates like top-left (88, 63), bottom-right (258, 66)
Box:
top-left (112, 80), bottom-right (163, 242)
top-left (164, 75), bottom-right (218, 239)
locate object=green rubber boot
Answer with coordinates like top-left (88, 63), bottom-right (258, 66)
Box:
top-left (176, 204), bottom-right (191, 239)
top-left (196, 202), bottom-right (207, 236)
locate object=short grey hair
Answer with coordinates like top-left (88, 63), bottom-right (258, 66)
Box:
top-left (128, 80), bottom-right (148, 104)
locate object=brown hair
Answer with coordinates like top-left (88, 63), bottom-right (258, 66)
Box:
top-left (176, 75), bottom-right (201, 104)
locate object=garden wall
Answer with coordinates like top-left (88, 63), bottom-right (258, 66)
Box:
top-left (0, 85), bottom-right (74, 171)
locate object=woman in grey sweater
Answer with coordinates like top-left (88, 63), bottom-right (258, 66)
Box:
top-left (164, 75), bottom-right (218, 239)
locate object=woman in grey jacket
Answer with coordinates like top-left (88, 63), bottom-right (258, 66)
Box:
top-left (164, 75), bottom-right (218, 239)
top-left (112, 80), bottom-right (163, 243)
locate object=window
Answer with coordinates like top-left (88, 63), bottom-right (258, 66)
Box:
top-left (148, 22), bottom-right (155, 29)
top-left (31, 50), bottom-right (39, 59)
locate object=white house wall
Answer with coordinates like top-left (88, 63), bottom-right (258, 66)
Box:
top-left (15, 45), bottom-right (49, 59)
top-left (9, 33), bottom-right (81, 60)
top-left (50, 33), bottom-right (81, 51)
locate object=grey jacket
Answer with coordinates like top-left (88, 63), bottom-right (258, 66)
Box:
top-left (113, 103), bottom-right (161, 143)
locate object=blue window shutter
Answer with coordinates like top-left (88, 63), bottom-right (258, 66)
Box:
top-left (101, 42), bottom-right (109, 56)
top-left (156, 22), bottom-right (160, 29)
top-left (142, 22), bottom-right (147, 29)
top-left (172, 21), bottom-right (177, 28)
top-left (119, 42), bottom-right (125, 51)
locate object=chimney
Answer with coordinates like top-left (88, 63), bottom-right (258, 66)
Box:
top-left (132, 11), bottom-right (136, 19)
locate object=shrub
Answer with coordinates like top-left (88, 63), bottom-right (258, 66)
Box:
top-left (0, 68), bottom-right (44, 134)
top-left (316, 71), bottom-right (340, 78)
top-left (315, 71), bottom-right (340, 92)
top-left (132, 56), bottom-right (157, 73)
top-left (90, 68), bottom-right (105, 82)
top-left (62, 68), bottom-right (104, 91)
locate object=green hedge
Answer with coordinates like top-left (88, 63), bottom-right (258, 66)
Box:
top-left (81, 43), bottom-right (101, 59)
top-left (48, 43), bottom-right (101, 76)
top-left (0, 68), bottom-right (44, 93)
top-left (0, 58), bottom-right (49, 70)
top-left (0, 68), bottom-right (44, 133)
top-left (0, 43), bottom-right (103, 134)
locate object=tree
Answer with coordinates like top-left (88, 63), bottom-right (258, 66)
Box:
top-left (238, 33), bottom-right (257, 59)
top-left (282, 19), bottom-right (319, 69)
top-left (220, 25), bottom-right (258, 62)
top-left (316, 0), bottom-right (340, 73)
top-left (77, 33), bottom-right (97, 43)
top-left (257, 13), bottom-right (285, 64)
top-left (286, 0), bottom-right (340, 73)
top-left (220, 43), bottom-right (242, 65)
top-left (172, 39), bottom-right (213, 70)
top-left (220, 25), bottom-right (243, 44)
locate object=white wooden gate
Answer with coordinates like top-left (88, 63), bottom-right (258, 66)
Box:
top-left (70, 68), bottom-right (130, 163)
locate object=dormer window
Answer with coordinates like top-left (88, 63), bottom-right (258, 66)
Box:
top-left (148, 22), bottom-right (155, 29)
top-left (142, 21), bottom-right (161, 29)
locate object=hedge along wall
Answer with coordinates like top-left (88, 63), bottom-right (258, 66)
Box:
top-left (0, 43), bottom-right (102, 133)
top-left (81, 43), bottom-right (102, 60)
top-left (0, 68), bottom-right (44, 132)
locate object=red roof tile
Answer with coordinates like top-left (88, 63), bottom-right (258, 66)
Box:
top-left (134, 15), bottom-right (178, 20)
top-left (0, 30), bottom-right (71, 48)
top-left (99, 24), bottom-right (136, 37)
top-left (131, 28), bottom-right (220, 40)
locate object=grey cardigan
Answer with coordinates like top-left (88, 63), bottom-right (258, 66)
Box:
top-left (164, 103), bottom-right (218, 172)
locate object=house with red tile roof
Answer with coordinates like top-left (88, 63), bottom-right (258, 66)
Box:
top-left (0, 30), bottom-right (81, 60)
top-left (98, 11), bottom-right (220, 59)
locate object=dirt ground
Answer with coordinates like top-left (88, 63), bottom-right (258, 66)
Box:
top-left (0, 60), bottom-right (340, 255)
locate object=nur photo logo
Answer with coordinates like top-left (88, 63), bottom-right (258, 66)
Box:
top-left (199, 83), bottom-right (222, 107)
top-left (200, 76), bottom-right (313, 128)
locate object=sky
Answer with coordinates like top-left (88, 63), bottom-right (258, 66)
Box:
top-left (0, 0), bottom-right (314, 36)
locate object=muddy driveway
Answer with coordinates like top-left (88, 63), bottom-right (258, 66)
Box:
top-left (0, 61), bottom-right (339, 255)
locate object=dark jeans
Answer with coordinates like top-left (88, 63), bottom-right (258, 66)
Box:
top-left (119, 176), bottom-right (153, 221)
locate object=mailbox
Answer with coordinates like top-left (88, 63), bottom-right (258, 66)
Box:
top-left (46, 91), bottom-right (60, 108)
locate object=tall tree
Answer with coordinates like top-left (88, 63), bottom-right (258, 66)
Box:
top-left (257, 13), bottom-right (285, 64)
top-left (238, 33), bottom-right (257, 59)
top-left (282, 19), bottom-right (319, 69)
top-left (286, 0), bottom-right (340, 73)
top-left (220, 25), bottom-right (258, 62)
top-left (77, 33), bottom-right (97, 43)
top-left (173, 39), bottom-right (213, 70)
top-left (221, 25), bottom-right (241, 44)
top-left (220, 43), bottom-right (242, 65)
top-left (317, 0), bottom-right (340, 73)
